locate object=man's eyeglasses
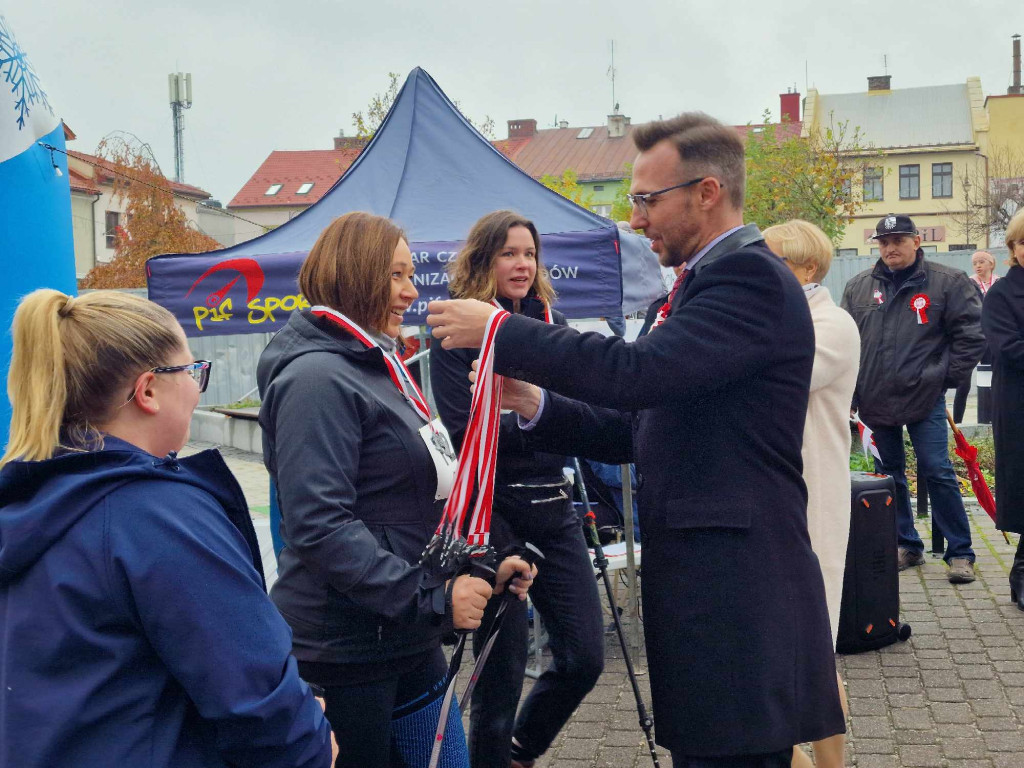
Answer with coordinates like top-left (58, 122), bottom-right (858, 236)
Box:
top-left (626, 177), bottom-right (709, 219)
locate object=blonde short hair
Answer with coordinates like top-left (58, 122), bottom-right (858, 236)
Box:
top-left (1005, 208), bottom-right (1024, 267)
top-left (3, 290), bottom-right (182, 465)
top-left (761, 219), bottom-right (834, 282)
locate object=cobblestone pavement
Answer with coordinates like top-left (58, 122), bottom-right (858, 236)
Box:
top-left (191, 439), bottom-right (1024, 768)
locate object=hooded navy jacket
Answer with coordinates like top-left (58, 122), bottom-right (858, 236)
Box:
top-left (0, 437), bottom-right (332, 768)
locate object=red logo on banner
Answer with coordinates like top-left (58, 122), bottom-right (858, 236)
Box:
top-left (184, 258), bottom-right (265, 308)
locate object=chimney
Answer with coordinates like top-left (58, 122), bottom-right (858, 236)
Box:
top-left (607, 112), bottom-right (631, 138)
top-left (333, 129), bottom-right (368, 150)
top-left (1010, 34), bottom-right (1022, 95)
top-left (558, 120), bottom-right (569, 129)
top-left (779, 91), bottom-right (800, 122)
top-left (868, 75), bottom-right (892, 92)
top-left (507, 119), bottom-right (538, 138)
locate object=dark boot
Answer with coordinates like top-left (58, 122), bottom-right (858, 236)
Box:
top-left (1010, 538), bottom-right (1024, 611)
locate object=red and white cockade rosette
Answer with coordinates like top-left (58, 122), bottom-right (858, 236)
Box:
top-left (434, 307), bottom-right (512, 551)
top-left (910, 293), bottom-right (931, 325)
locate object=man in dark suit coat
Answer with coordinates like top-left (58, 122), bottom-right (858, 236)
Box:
top-left (427, 113), bottom-right (844, 767)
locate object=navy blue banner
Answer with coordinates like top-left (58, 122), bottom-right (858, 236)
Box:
top-left (148, 228), bottom-right (623, 337)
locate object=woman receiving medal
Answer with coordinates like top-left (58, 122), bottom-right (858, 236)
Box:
top-left (430, 210), bottom-right (604, 768)
top-left (257, 212), bottom-right (534, 768)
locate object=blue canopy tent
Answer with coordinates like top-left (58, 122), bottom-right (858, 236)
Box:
top-left (148, 67), bottom-right (661, 337)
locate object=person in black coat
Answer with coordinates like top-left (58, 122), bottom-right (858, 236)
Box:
top-left (430, 210), bottom-right (604, 768)
top-left (428, 114), bottom-right (844, 767)
top-left (982, 209), bottom-right (1024, 610)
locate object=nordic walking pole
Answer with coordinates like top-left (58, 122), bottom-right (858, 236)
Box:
top-left (428, 559), bottom-right (495, 768)
top-left (573, 458), bottom-right (660, 768)
top-left (460, 543), bottom-right (544, 713)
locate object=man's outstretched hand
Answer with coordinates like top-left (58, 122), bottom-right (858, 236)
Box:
top-left (426, 299), bottom-right (498, 349)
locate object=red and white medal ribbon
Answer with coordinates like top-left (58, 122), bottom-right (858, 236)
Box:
top-left (436, 308), bottom-right (512, 547)
top-left (910, 293), bottom-right (930, 325)
top-left (873, 289), bottom-right (885, 305)
top-left (490, 297), bottom-right (551, 323)
top-left (311, 306), bottom-right (432, 422)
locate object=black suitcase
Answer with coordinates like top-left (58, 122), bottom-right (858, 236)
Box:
top-left (835, 471), bottom-right (912, 654)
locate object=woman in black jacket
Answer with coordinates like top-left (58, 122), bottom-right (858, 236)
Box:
top-left (430, 210), bottom-right (604, 768)
top-left (982, 209), bottom-right (1024, 610)
top-left (258, 212), bottom-right (534, 768)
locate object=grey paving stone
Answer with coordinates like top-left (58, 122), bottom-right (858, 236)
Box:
top-left (892, 709), bottom-right (934, 730)
top-left (930, 702), bottom-right (974, 723)
top-left (898, 744), bottom-right (943, 766)
top-left (941, 737), bottom-right (988, 758)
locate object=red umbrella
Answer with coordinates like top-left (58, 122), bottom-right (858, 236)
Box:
top-left (945, 409), bottom-right (1009, 543)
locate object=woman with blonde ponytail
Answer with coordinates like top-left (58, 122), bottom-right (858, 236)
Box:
top-left (0, 289), bottom-right (334, 768)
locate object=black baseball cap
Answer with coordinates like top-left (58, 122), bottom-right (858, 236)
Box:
top-left (871, 213), bottom-right (918, 239)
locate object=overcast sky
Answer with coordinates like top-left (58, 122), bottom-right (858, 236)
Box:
top-left (8, 1), bottom-right (1022, 203)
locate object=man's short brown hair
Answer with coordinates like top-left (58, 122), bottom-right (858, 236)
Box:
top-left (299, 212), bottom-right (406, 333)
top-left (632, 113), bottom-right (746, 210)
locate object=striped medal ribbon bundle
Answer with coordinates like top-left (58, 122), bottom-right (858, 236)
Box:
top-left (425, 308), bottom-right (511, 569)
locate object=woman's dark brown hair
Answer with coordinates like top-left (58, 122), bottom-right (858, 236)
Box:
top-left (299, 212), bottom-right (407, 332)
top-left (448, 210), bottom-right (556, 305)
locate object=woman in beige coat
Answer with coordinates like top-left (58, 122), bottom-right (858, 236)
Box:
top-left (765, 220), bottom-right (860, 768)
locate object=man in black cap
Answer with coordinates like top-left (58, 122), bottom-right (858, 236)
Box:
top-left (841, 214), bottom-right (985, 583)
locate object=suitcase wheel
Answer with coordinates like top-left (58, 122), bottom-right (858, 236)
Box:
top-left (897, 622), bottom-right (912, 642)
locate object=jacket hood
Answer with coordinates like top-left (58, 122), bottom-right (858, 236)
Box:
top-left (0, 437), bottom-right (250, 584)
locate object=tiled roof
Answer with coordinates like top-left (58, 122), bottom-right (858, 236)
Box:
top-left (68, 165), bottom-right (100, 195)
top-left (228, 149), bottom-right (362, 208)
top-left (67, 150), bottom-right (212, 199)
top-left (736, 121), bottom-right (803, 141)
top-left (816, 84), bottom-right (975, 149)
top-left (509, 125), bottom-right (638, 182)
top-left (503, 121), bottom-right (802, 182)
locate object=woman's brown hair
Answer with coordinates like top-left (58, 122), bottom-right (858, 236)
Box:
top-left (299, 212), bottom-right (407, 332)
top-left (448, 210), bottom-right (556, 305)
top-left (3, 290), bottom-right (183, 465)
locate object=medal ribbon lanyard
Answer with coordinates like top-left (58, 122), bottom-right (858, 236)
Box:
top-left (438, 308), bottom-right (511, 546)
top-left (311, 306), bottom-right (431, 423)
top-left (490, 297), bottom-right (551, 324)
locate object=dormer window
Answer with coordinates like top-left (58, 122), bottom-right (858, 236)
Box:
top-left (265, 183), bottom-right (283, 196)
top-left (296, 182), bottom-right (314, 195)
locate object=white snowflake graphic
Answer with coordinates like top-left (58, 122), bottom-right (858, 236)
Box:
top-left (0, 15), bottom-right (54, 130)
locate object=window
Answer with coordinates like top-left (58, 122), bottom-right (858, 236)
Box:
top-left (948, 244), bottom-right (977, 252)
top-left (899, 165), bottom-right (920, 199)
top-left (841, 178), bottom-right (852, 200)
top-left (870, 247), bottom-right (880, 256)
top-left (593, 185), bottom-right (605, 192)
top-left (104, 211), bottom-right (120, 249)
top-left (265, 183), bottom-right (282, 196)
top-left (921, 245), bottom-right (938, 253)
top-left (932, 163), bottom-right (953, 198)
top-left (836, 248), bottom-right (859, 258)
top-left (577, 128), bottom-right (594, 139)
top-left (863, 167), bottom-right (884, 201)
top-left (592, 204), bottom-right (612, 217)
top-left (296, 182), bottom-right (314, 195)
